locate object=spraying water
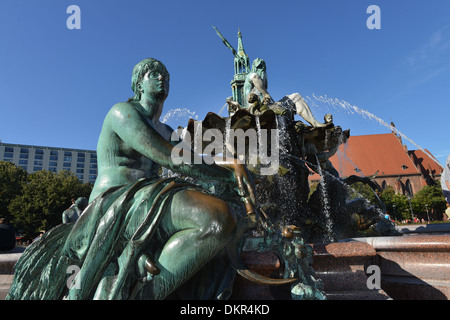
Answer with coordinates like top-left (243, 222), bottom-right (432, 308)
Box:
top-left (225, 117), bottom-right (232, 157)
top-left (161, 107), bottom-right (199, 125)
top-left (335, 149), bottom-right (364, 177)
top-left (306, 94), bottom-right (444, 169)
top-left (218, 103), bottom-right (228, 116)
top-left (274, 115), bottom-right (290, 155)
top-left (255, 116), bottom-right (264, 159)
top-left (314, 155), bottom-right (334, 241)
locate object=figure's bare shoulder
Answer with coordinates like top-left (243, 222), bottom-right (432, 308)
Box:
top-left (103, 101), bottom-right (149, 132)
top-left (107, 101), bottom-right (140, 120)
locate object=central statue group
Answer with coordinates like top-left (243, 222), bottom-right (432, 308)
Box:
top-left (7, 57), bottom-right (326, 300)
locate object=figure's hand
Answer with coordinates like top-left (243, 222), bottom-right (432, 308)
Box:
top-left (214, 158), bottom-right (256, 213)
top-left (232, 162), bottom-right (256, 214)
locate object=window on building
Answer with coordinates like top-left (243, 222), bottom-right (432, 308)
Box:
top-left (34, 154), bottom-right (43, 160)
top-left (405, 179), bottom-right (413, 197)
top-left (49, 167), bottom-right (57, 172)
top-left (20, 148), bottom-right (29, 154)
top-left (63, 162), bottom-right (71, 168)
top-left (35, 149), bottom-right (44, 154)
top-left (20, 166), bottom-right (27, 170)
top-left (5, 147), bottom-right (14, 152)
top-left (77, 163), bottom-right (84, 168)
top-left (76, 169), bottom-right (84, 173)
top-left (50, 155), bottom-right (58, 161)
top-left (398, 181), bottom-right (406, 195)
top-left (76, 174), bottom-right (84, 180)
top-left (3, 152), bottom-right (13, 158)
top-left (49, 161), bottom-right (58, 167)
top-left (19, 160), bottom-right (28, 165)
top-left (20, 153), bottom-right (29, 159)
top-left (34, 160), bottom-right (43, 166)
top-left (64, 156), bottom-right (72, 162)
top-left (33, 166), bottom-right (42, 171)
top-left (50, 150), bottom-right (58, 156)
top-left (90, 163), bottom-right (97, 169)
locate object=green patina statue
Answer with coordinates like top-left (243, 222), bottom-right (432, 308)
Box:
top-left (7, 50), bottom-right (329, 300)
top-left (214, 26), bottom-right (327, 128)
top-left (242, 57), bottom-right (328, 128)
top-left (7, 58), bottom-right (257, 300)
top-left (62, 197), bottom-right (88, 224)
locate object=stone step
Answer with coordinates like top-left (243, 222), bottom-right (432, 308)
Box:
top-left (325, 290), bottom-right (391, 300)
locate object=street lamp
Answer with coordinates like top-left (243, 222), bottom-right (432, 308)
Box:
top-left (407, 195), bottom-right (414, 222)
top-left (425, 204), bottom-right (430, 223)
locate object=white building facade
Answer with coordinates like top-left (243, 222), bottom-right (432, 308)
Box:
top-left (0, 142), bottom-right (97, 184)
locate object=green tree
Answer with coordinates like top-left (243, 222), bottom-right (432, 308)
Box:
top-left (380, 186), bottom-right (411, 221)
top-left (346, 181), bottom-right (381, 206)
top-left (411, 182), bottom-right (446, 221)
top-left (0, 161), bottom-right (28, 222)
top-left (8, 170), bottom-right (92, 237)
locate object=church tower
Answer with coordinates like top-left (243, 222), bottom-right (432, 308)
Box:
top-left (231, 28), bottom-right (250, 106)
top-left (234, 28), bottom-right (250, 75)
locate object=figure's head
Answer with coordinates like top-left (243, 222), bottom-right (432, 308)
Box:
top-left (247, 92), bottom-right (260, 104)
top-left (324, 113), bottom-right (333, 124)
top-left (251, 58), bottom-right (266, 74)
top-left (130, 58), bottom-right (170, 101)
top-left (251, 58), bottom-right (268, 88)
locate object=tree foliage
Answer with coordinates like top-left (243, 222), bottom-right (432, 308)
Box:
top-left (380, 186), bottom-right (411, 220)
top-left (411, 182), bottom-right (447, 221)
top-left (346, 180), bottom-right (446, 221)
top-left (346, 181), bottom-right (382, 206)
top-left (0, 162), bottom-right (93, 237)
top-left (0, 161), bottom-right (28, 222)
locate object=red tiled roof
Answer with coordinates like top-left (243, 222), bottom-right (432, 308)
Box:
top-left (408, 149), bottom-right (443, 178)
top-left (309, 133), bottom-right (422, 180)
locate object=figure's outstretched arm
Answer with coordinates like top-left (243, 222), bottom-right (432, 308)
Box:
top-left (109, 103), bottom-right (256, 203)
top-left (109, 102), bottom-right (236, 184)
top-left (285, 93), bottom-right (326, 127)
top-left (165, 123), bottom-right (256, 205)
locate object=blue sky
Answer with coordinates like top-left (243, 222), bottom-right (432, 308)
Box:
top-left (0, 0), bottom-right (449, 165)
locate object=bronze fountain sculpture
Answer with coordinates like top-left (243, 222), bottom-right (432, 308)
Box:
top-left (7, 29), bottom-right (389, 300)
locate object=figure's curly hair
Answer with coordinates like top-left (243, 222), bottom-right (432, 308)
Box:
top-left (128, 58), bottom-right (170, 101)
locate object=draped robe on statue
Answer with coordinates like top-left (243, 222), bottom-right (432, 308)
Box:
top-left (6, 177), bottom-right (235, 300)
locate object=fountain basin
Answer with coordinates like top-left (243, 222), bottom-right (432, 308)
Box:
top-left (2, 235), bottom-right (448, 300)
top-left (231, 234), bottom-right (449, 300)
top-left (230, 237), bottom-right (390, 300)
top-left (0, 247), bottom-right (26, 300)
top-left (352, 235), bottom-right (450, 300)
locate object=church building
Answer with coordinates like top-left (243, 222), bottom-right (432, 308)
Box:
top-left (309, 132), bottom-right (443, 197)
